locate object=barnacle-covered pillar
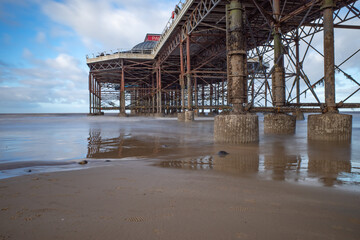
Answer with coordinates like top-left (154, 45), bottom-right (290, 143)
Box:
top-left (264, 0), bottom-right (295, 134)
top-left (214, 0), bottom-right (259, 144)
top-left (307, 0), bottom-right (352, 141)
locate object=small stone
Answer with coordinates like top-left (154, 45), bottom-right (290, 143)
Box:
top-left (27, 169), bottom-right (32, 173)
top-left (105, 160), bottom-right (111, 162)
top-left (78, 160), bottom-right (88, 165)
top-left (217, 151), bottom-right (229, 157)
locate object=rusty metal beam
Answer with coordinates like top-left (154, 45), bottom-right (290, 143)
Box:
top-left (303, 23), bottom-right (360, 29)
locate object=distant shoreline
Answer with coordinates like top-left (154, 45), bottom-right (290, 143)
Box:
top-left (0, 111), bottom-right (359, 116)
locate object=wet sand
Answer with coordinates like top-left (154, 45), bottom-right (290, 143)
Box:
top-left (1, 114), bottom-right (360, 239)
top-left (1, 160), bottom-right (360, 240)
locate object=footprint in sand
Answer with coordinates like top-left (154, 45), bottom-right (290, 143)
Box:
top-left (0, 234), bottom-right (11, 240)
top-left (153, 228), bottom-right (164, 236)
top-left (230, 206), bottom-right (249, 213)
top-left (125, 216), bottom-right (146, 222)
top-left (236, 232), bottom-right (249, 239)
top-left (245, 199), bottom-right (256, 204)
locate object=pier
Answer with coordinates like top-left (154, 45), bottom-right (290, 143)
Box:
top-left (86, 0), bottom-right (360, 142)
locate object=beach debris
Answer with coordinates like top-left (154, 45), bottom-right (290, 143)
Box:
top-left (217, 151), bottom-right (229, 157)
top-left (78, 160), bottom-right (88, 165)
top-left (105, 160), bottom-right (111, 162)
top-left (161, 144), bottom-right (169, 148)
top-left (27, 169), bottom-right (32, 173)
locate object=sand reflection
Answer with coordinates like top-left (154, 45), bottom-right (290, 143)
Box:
top-left (86, 129), bottom-right (163, 159)
top-left (158, 147), bottom-right (259, 176)
top-left (86, 126), bottom-right (213, 160)
top-left (264, 141), bottom-right (302, 181)
top-left (307, 141), bottom-right (351, 187)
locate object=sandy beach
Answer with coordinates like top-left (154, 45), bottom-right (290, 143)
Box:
top-left (1, 160), bottom-right (360, 240)
top-left (1, 114), bottom-right (360, 239)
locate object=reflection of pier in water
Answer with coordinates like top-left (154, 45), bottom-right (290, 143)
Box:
top-left (307, 141), bottom-right (351, 187)
top-left (87, 129), bottom-right (163, 159)
top-left (86, 124), bottom-right (356, 187)
top-left (86, 125), bottom-right (214, 159)
top-left (264, 141), bottom-right (302, 181)
top-left (158, 147), bottom-right (259, 175)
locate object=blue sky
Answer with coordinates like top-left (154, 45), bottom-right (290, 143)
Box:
top-left (0, 0), bottom-right (359, 113)
top-left (0, 0), bottom-right (176, 113)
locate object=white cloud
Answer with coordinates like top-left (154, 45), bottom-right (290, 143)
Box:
top-left (41, 0), bottom-right (175, 51)
top-left (0, 49), bottom-right (88, 113)
top-left (35, 31), bottom-right (46, 43)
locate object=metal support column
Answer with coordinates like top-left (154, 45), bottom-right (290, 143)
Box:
top-left (180, 40), bottom-right (185, 112)
top-left (156, 65), bottom-right (162, 114)
top-left (159, 67), bottom-right (162, 114)
top-left (323, 0), bottom-right (337, 112)
top-left (93, 80), bottom-right (96, 114)
top-left (295, 30), bottom-right (300, 105)
top-left (152, 74), bottom-right (155, 114)
top-left (95, 81), bottom-right (98, 114)
top-left (120, 62), bottom-right (126, 115)
top-left (272, 0), bottom-right (285, 107)
top-left (186, 35), bottom-right (192, 110)
top-left (214, 0), bottom-right (259, 143)
top-left (99, 83), bottom-right (101, 114)
top-left (156, 68), bottom-right (159, 113)
top-left (210, 83), bottom-right (213, 113)
top-left (194, 76), bottom-right (198, 114)
top-left (222, 78), bottom-right (225, 106)
top-left (202, 84), bottom-right (205, 113)
top-left (88, 74), bottom-right (92, 114)
top-left (228, 0), bottom-right (247, 113)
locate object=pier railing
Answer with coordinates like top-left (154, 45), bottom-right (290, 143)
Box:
top-left (86, 48), bottom-right (153, 59)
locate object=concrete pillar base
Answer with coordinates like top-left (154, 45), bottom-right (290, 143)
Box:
top-left (308, 113), bottom-right (352, 141)
top-left (185, 111), bottom-right (194, 122)
top-left (264, 113), bottom-right (296, 134)
top-left (118, 113), bottom-right (127, 117)
top-left (178, 112), bottom-right (185, 121)
top-left (293, 110), bottom-right (305, 121)
top-left (214, 114), bottom-right (259, 144)
top-left (154, 113), bottom-right (164, 118)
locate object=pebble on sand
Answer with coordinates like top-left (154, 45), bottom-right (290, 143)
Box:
top-left (217, 151), bottom-right (229, 157)
top-left (78, 160), bottom-right (88, 165)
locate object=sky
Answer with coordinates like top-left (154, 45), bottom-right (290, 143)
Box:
top-left (0, 0), bottom-right (359, 113)
top-left (0, 0), bottom-right (176, 113)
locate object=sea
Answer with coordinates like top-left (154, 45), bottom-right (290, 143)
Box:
top-left (0, 113), bottom-right (359, 191)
